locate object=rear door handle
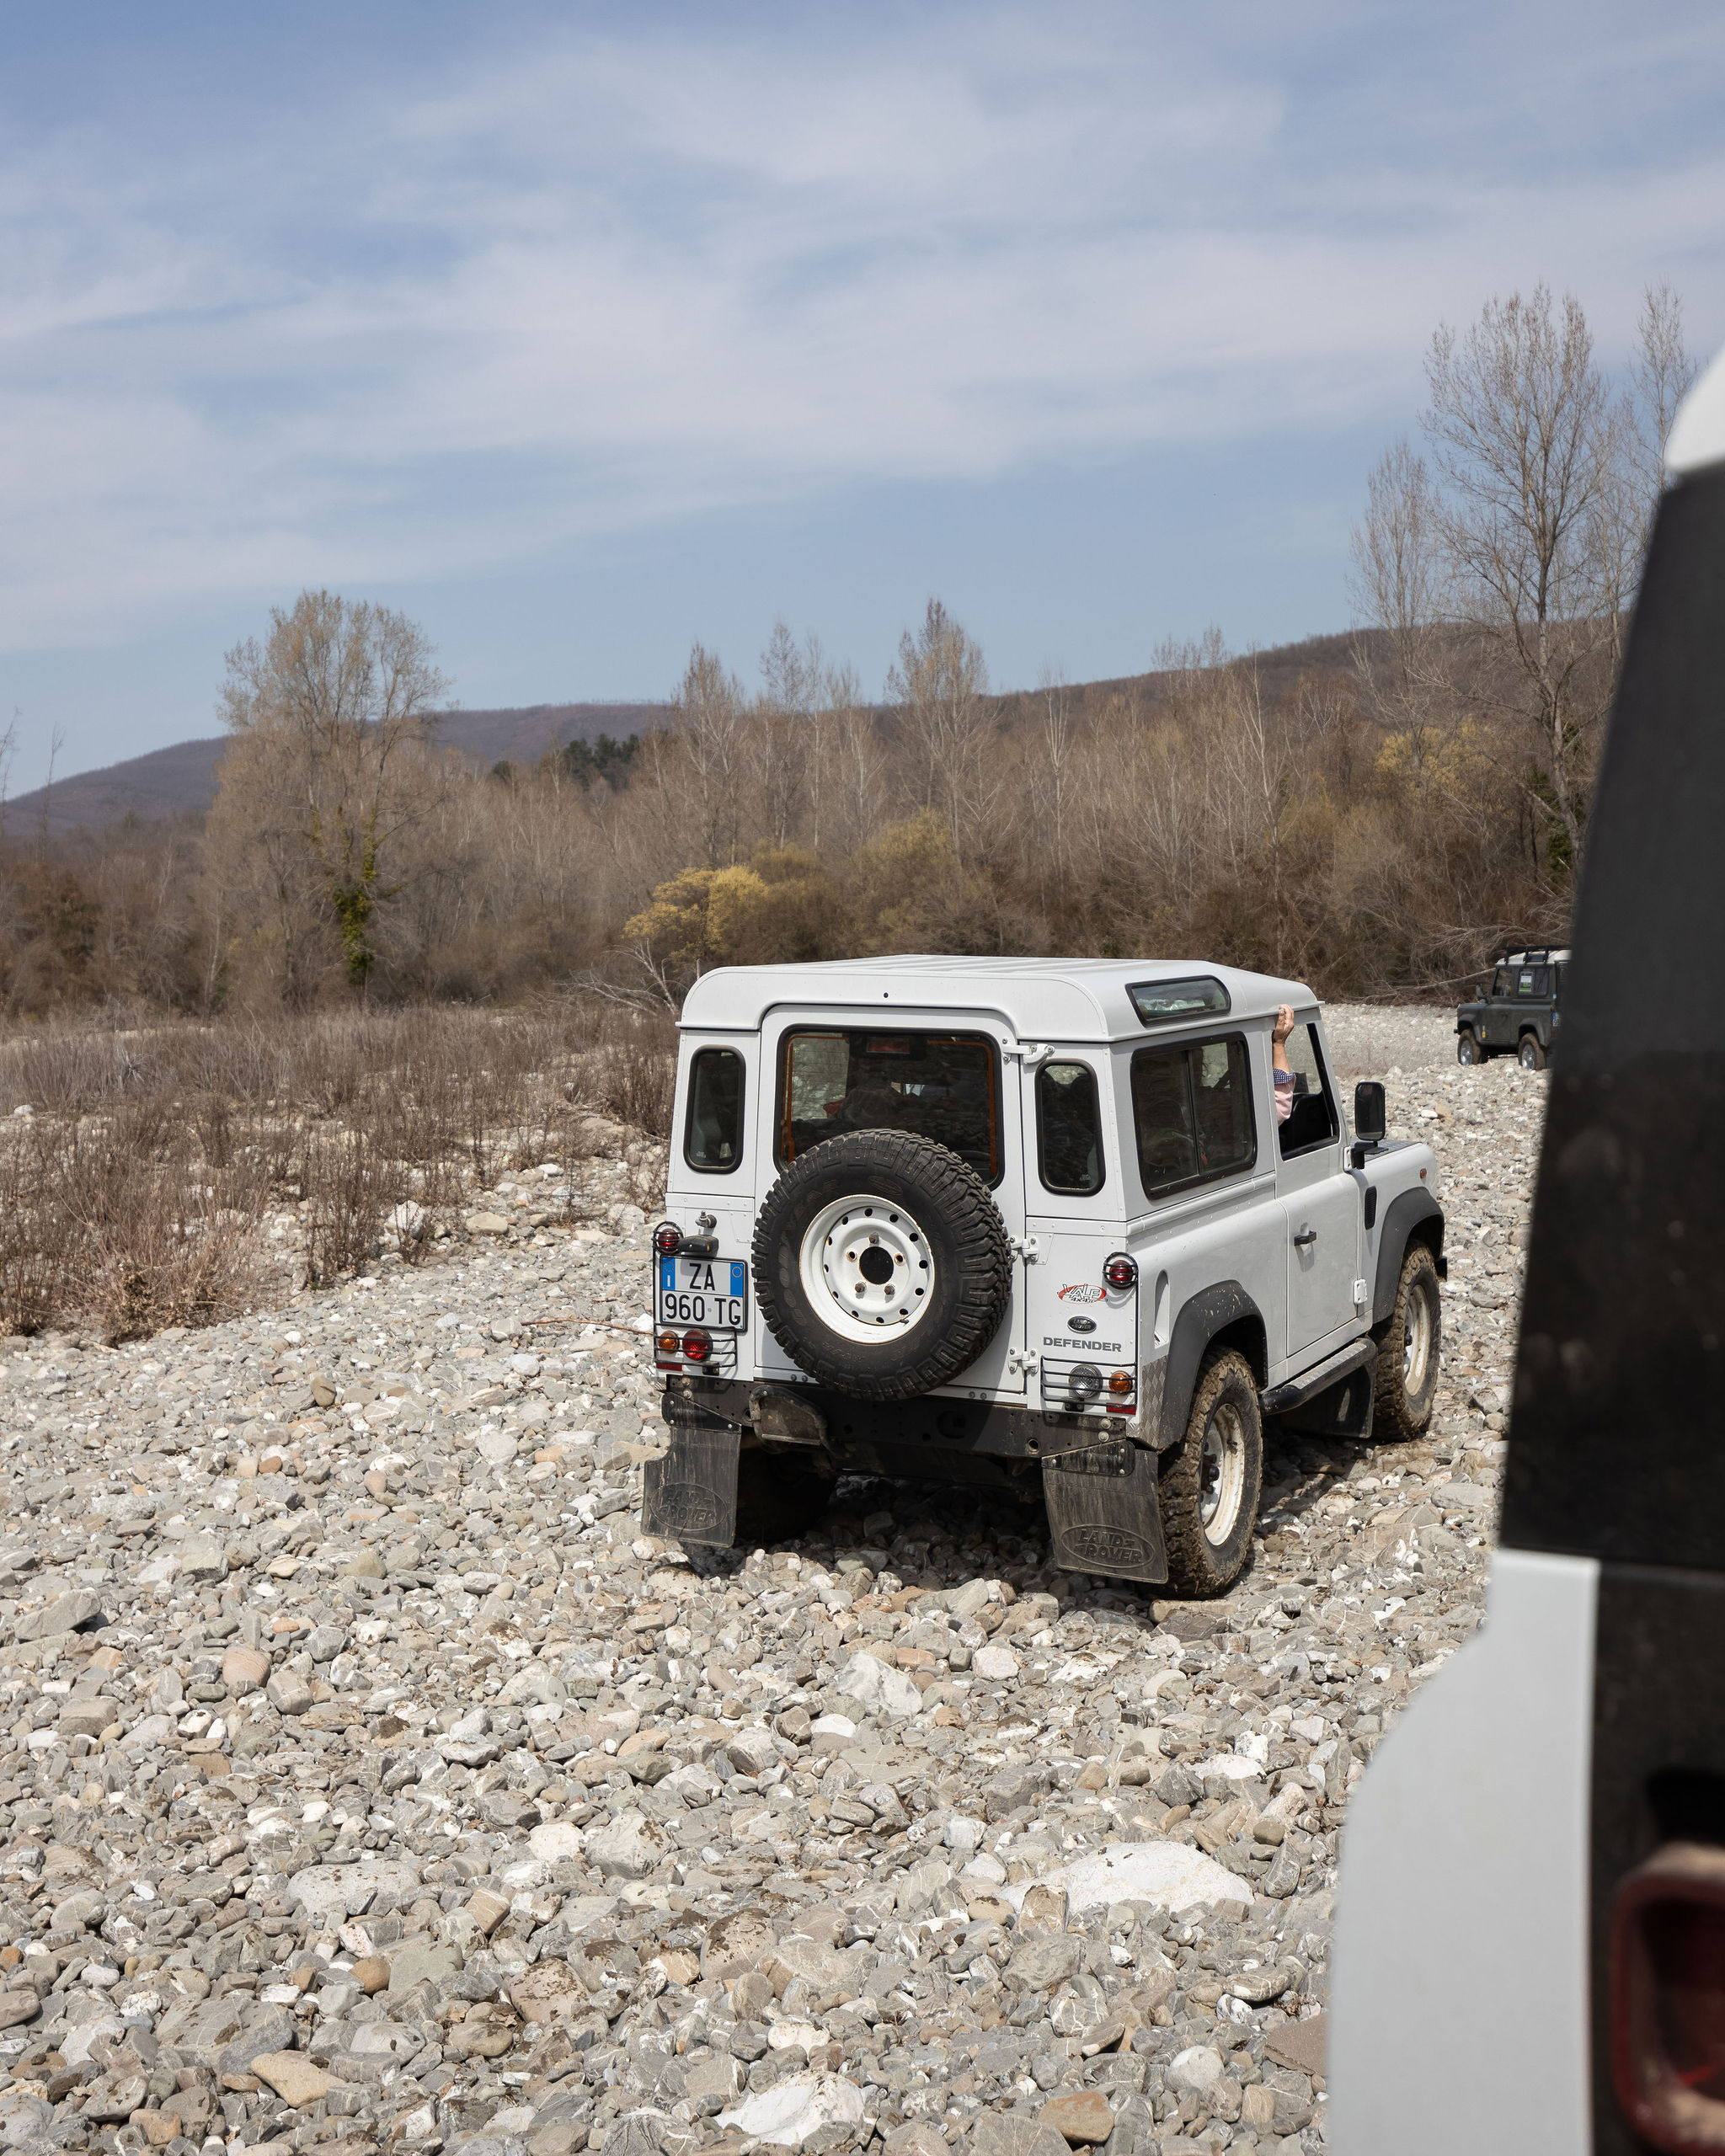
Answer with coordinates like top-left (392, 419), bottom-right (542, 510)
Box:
top-left (1293, 1229), bottom-right (1317, 1247)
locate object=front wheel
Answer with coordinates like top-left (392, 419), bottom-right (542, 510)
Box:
top-left (1372, 1242), bottom-right (1442, 1442)
top-left (1162, 1349), bottom-right (1263, 1598)
top-left (1517, 1034), bottom-right (1547, 1070)
top-left (1456, 1029), bottom-right (1481, 1065)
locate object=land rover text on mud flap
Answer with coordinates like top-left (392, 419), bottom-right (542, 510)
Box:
top-left (642, 958), bottom-right (1446, 1593)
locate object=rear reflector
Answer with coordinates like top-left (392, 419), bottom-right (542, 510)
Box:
top-left (1611, 1839), bottom-right (1725, 2153)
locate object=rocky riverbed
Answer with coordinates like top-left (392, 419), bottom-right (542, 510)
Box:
top-left (0, 1017), bottom-right (1540, 2156)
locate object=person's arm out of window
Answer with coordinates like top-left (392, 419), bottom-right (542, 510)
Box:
top-left (1271, 1002), bottom-right (1295, 1124)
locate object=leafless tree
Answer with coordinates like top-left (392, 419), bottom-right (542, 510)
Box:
top-left (206, 590), bottom-right (447, 1001)
top-left (886, 600), bottom-right (998, 864)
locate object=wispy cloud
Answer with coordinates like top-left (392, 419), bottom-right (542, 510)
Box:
top-left (0, 3), bottom-right (1721, 654)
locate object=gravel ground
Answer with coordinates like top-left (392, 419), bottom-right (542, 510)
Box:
top-left (0, 1020), bottom-right (1542, 2156)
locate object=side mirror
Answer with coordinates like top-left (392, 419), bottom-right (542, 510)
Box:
top-left (1354, 1081), bottom-right (1386, 1144)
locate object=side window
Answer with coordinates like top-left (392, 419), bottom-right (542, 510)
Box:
top-left (1036, 1060), bottom-right (1104, 1195)
top-left (1517, 967), bottom-right (1550, 998)
top-left (1278, 1022), bottom-right (1338, 1157)
top-left (1130, 1033), bottom-right (1255, 1199)
top-left (684, 1048), bottom-right (745, 1172)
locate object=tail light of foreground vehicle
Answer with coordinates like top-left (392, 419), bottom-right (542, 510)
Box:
top-left (653, 1221), bottom-right (681, 1256)
top-left (681, 1327), bottom-right (713, 1364)
top-left (1103, 1253), bottom-right (1138, 1290)
top-left (1611, 1842), bottom-right (1725, 2153)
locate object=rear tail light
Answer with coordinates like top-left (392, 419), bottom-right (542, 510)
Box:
top-left (1103, 1253), bottom-right (1138, 1290)
top-left (1611, 1840), bottom-right (1725, 2152)
top-left (681, 1327), bottom-right (713, 1364)
top-left (653, 1221), bottom-right (681, 1256)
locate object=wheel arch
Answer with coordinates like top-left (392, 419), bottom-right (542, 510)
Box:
top-left (1157, 1279), bottom-right (1268, 1451)
top-left (1372, 1188), bottom-right (1446, 1327)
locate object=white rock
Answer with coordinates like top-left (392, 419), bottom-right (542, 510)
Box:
top-left (972, 1643), bottom-right (1020, 1682)
top-left (766, 2020), bottom-right (825, 2051)
top-left (286, 1859), bottom-right (422, 1926)
top-left (585, 1810), bottom-right (662, 1880)
top-left (1195, 1754), bottom-right (1263, 1783)
top-left (1167, 2045), bottom-right (1225, 2095)
top-left (1009, 1841), bottom-right (1247, 1917)
top-left (835, 1651), bottom-right (922, 1720)
top-left (526, 1821), bottom-right (586, 1865)
top-left (476, 1429), bottom-right (519, 1465)
top-left (720, 2072), bottom-right (865, 2148)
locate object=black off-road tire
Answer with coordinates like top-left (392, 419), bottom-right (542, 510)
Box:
top-left (752, 1129), bottom-right (1012, 1402)
top-left (1456, 1029), bottom-right (1481, 1065)
top-left (1518, 1033), bottom-right (1546, 1070)
top-left (1372, 1241), bottom-right (1442, 1443)
top-left (1161, 1348), bottom-right (1263, 1598)
top-left (735, 1446), bottom-right (835, 1546)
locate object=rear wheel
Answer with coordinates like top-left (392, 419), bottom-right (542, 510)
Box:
top-left (1518, 1033), bottom-right (1546, 1070)
top-left (1456, 1029), bottom-right (1482, 1065)
top-left (1373, 1242), bottom-right (1442, 1442)
top-left (1162, 1349), bottom-right (1263, 1598)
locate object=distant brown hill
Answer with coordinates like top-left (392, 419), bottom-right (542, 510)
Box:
top-left (3, 632), bottom-right (1377, 840)
top-left (3, 701), bottom-right (668, 839)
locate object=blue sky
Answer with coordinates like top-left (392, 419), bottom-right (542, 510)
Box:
top-left (2, 2), bottom-right (1722, 784)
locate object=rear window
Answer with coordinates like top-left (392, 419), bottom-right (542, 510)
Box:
top-left (1130, 1034), bottom-right (1256, 1198)
top-left (684, 1047), bottom-right (745, 1172)
top-left (1036, 1060), bottom-right (1105, 1195)
top-left (777, 1030), bottom-right (1001, 1184)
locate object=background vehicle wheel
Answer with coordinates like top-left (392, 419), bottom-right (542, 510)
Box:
top-left (753, 1129), bottom-right (1011, 1401)
top-left (1372, 1242), bottom-right (1442, 1442)
top-left (1456, 1029), bottom-right (1482, 1065)
top-left (1161, 1349), bottom-right (1263, 1597)
top-left (735, 1446), bottom-right (834, 1545)
top-left (1517, 1034), bottom-right (1546, 1070)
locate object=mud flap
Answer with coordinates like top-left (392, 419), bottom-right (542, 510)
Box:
top-left (1043, 1439), bottom-right (1168, 1584)
top-left (640, 1425), bottom-right (740, 1548)
top-left (1282, 1363), bottom-right (1375, 1441)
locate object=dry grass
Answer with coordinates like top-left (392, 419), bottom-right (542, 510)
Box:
top-left (0, 995), bottom-right (677, 1340)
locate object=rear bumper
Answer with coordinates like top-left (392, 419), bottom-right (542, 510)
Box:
top-left (663, 1374), bottom-right (1142, 1478)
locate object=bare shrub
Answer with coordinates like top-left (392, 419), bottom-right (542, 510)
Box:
top-left (302, 1129), bottom-right (404, 1287)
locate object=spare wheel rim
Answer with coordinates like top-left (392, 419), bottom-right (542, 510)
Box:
top-left (798, 1193), bottom-right (936, 1342)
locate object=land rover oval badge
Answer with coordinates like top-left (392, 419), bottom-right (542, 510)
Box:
top-left (1068, 1315), bottom-right (1097, 1332)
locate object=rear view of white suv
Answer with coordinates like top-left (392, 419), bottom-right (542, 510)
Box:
top-left (644, 958), bottom-right (1445, 1593)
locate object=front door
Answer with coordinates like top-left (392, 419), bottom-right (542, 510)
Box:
top-left (1276, 1018), bottom-right (1360, 1363)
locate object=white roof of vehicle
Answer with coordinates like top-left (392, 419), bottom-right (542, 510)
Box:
top-left (1666, 343), bottom-right (1725, 477)
top-left (680, 956), bottom-right (1316, 1042)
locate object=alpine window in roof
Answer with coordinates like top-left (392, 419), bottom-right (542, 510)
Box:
top-left (1128, 976), bottom-right (1231, 1027)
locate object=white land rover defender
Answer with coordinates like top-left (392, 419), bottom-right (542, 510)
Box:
top-left (642, 958), bottom-right (1445, 1593)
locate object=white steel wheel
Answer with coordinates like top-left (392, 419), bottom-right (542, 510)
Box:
top-left (798, 1193), bottom-right (935, 1342)
top-left (1199, 1400), bottom-right (1248, 1548)
top-left (1403, 1273), bottom-right (1435, 1396)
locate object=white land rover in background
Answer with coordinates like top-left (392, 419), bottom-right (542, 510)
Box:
top-left (643, 958), bottom-right (1445, 1592)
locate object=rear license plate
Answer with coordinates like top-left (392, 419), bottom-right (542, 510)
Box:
top-left (656, 1257), bottom-right (749, 1331)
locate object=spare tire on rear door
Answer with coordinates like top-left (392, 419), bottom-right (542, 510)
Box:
top-left (752, 1129), bottom-right (1012, 1402)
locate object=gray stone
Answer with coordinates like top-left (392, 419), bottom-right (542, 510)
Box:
top-left (585, 1812), bottom-right (663, 1880)
top-left (14, 1589), bottom-right (101, 1641)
